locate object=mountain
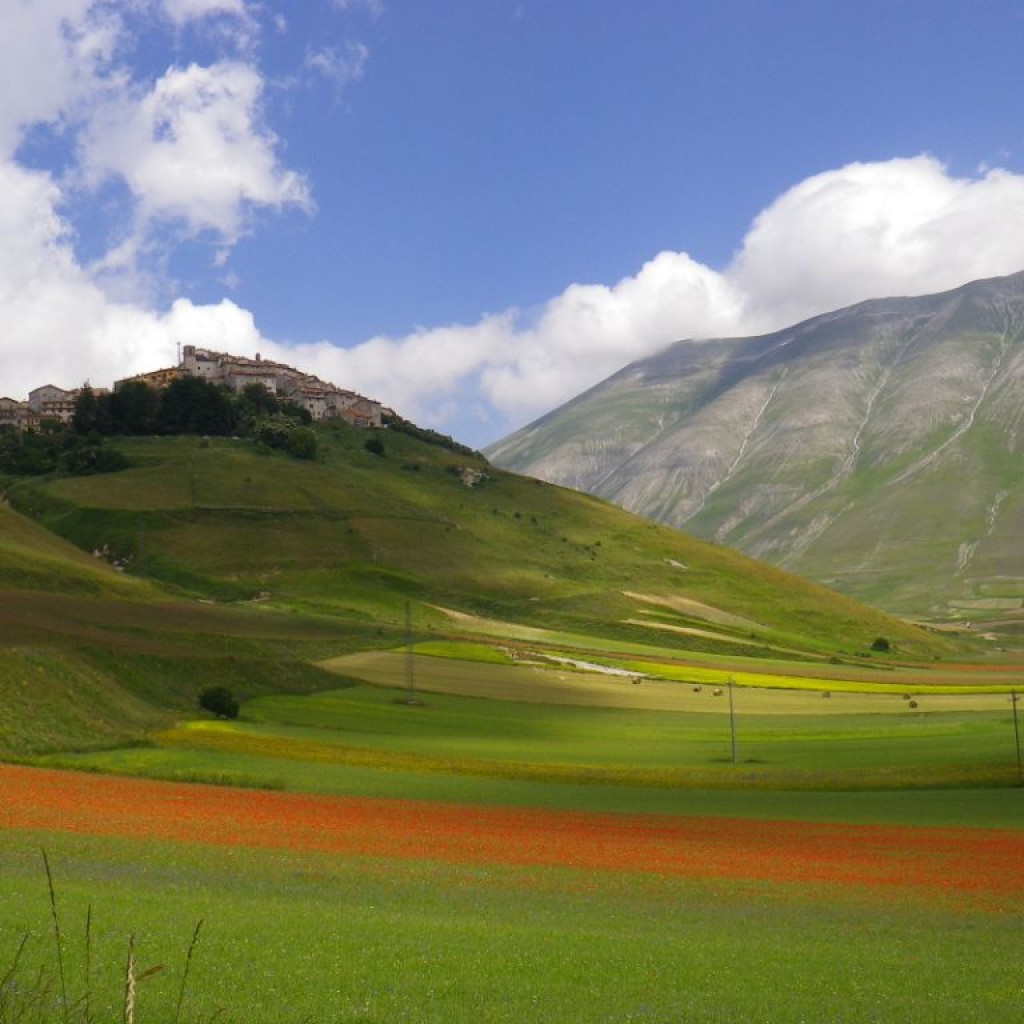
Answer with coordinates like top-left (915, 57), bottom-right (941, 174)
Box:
top-left (486, 271), bottom-right (1024, 621)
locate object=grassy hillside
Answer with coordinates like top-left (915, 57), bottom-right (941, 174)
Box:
top-left (4, 424), bottom-right (947, 660)
top-left (0, 496), bottom-right (384, 757)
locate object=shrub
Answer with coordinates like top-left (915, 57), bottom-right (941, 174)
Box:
top-left (870, 637), bottom-right (891, 652)
top-left (382, 412), bottom-right (477, 455)
top-left (252, 418), bottom-right (291, 450)
top-left (198, 686), bottom-right (239, 719)
top-left (364, 436), bottom-right (386, 456)
top-left (286, 426), bottom-right (318, 460)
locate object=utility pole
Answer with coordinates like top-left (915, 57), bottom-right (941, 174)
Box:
top-left (404, 600), bottom-right (415, 702)
top-left (1013, 690), bottom-right (1022, 787)
top-left (728, 676), bottom-right (737, 764)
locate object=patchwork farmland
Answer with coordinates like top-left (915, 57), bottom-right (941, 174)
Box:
top-left (2, 427), bottom-right (1023, 1021)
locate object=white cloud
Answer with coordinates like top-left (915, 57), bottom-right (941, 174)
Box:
top-left (80, 61), bottom-right (311, 241)
top-left (0, 152), bottom-right (265, 399)
top-left (0, 0), bottom-right (310, 397)
top-left (729, 156), bottom-right (1024, 331)
top-left (160, 0), bottom-right (248, 25)
top-left (304, 42), bottom-right (370, 92)
top-left (0, 0), bottom-right (120, 158)
top-left (314, 156), bottom-right (1024, 438)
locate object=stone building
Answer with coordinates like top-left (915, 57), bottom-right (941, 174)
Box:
top-left (178, 345), bottom-right (383, 427)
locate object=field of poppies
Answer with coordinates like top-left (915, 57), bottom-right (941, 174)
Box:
top-left (2, 757), bottom-right (1023, 1023)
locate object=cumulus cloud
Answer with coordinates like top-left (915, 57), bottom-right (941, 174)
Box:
top-left (80, 61), bottom-right (311, 240)
top-left (0, 0), bottom-right (310, 397)
top-left (730, 157), bottom-right (1024, 330)
top-left (0, 0), bottom-right (120, 157)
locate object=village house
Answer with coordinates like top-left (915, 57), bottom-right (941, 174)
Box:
top-left (173, 346), bottom-right (383, 427)
top-left (29, 385), bottom-right (77, 424)
top-left (1, 384), bottom-right (110, 430)
top-left (116, 366), bottom-right (182, 389)
top-left (0, 396), bottom-right (31, 429)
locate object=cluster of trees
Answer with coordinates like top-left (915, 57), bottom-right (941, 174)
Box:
top-left (0, 379), bottom-right (320, 478)
top-left (382, 412), bottom-right (478, 456)
top-left (73, 377), bottom-right (314, 445)
top-left (0, 424), bottom-right (129, 477)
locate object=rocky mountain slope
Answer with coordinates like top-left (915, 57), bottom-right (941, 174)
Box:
top-left (487, 271), bottom-right (1024, 620)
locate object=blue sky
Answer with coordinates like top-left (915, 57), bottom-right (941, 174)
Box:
top-left (6, 1), bottom-right (1024, 446)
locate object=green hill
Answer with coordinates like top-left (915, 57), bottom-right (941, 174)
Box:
top-left (0, 495), bottom-right (363, 757)
top-left (5, 423), bottom-right (949, 651)
top-left (1, 421), bottom-right (961, 760)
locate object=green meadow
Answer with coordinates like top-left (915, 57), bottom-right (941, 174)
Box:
top-left (3, 428), bottom-right (1024, 1021)
top-left (3, 830), bottom-right (1022, 1024)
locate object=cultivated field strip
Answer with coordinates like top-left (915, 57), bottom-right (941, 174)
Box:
top-left (4, 764), bottom-right (1023, 902)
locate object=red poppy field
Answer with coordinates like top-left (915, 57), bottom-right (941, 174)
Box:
top-left (4, 763), bottom-right (1022, 903)
top-left (5, 770), bottom-right (1024, 1022)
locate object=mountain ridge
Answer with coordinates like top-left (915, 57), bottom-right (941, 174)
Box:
top-left (487, 270), bottom-right (1024, 620)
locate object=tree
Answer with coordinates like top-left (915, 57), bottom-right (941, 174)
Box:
top-left (286, 426), bottom-right (317, 460)
top-left (159, 377), bottom-right (237, 435)
top-left (238, 382), bottom-right (280, 419)
top-left (870, 637), bottom-right (891, 653)
top-left (108, 381), bottom-right (160, 435)
top-left (72, 385), bottom-right (99, 434)
top-left (198, 686), bottom-right (239, 719)
top-left (252, 418), bottom-right (291, 449)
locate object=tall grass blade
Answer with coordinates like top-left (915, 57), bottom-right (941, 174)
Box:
top-left (123, 935), bottom-right (135, 1024)
top-left (40, 848), bottom-right (69, 1024)
top-left (0, 933), bottom-right (28, 992)
top-left (84, 903), bottom-right (92, 1024)
top-left (0, 933), bottom-right (29, 1021)
top-left (174, 919), bottom-right (203, 1024)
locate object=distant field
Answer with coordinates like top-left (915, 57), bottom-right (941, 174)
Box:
top-left (43, 657), bottom-right (1024, 794)
top-left (324, 650), bottom-right (1019, 710)
top-left (8, 635), bottom-right (1024, 1021)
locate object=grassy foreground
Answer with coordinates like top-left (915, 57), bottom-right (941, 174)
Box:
top-left (3, 802), bottom-right (1023, 1024)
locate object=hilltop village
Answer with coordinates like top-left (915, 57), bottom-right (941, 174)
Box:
top-left (1, 346), bottom-right (383, 431)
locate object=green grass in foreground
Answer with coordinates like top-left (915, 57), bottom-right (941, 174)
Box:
top-left (2, 831), bottom-right (1022, 1024)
